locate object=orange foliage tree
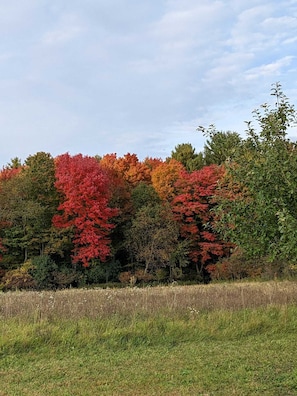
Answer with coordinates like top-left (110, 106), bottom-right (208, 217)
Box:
top-left (151, 159), bottom-right (185, 201)
top-left (101, 153), bottom-right (151, 187)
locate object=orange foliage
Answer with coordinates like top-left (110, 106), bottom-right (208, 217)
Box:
top-left (101, 153), bottom-right (151, 187)
top-left (143, 157), bottom-right (163, 171)
top-left (151, 159), bottom-right (185, 201)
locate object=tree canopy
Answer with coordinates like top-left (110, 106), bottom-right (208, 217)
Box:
top-left (214, 83), bottom-right (297, 263)
top-left (1, 82), bottom-right (297, 289)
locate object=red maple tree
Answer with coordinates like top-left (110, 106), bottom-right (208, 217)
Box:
top-left (172, 165), bottom-right (229, 272)
top-left (53, 153), bottom-right (118, 267)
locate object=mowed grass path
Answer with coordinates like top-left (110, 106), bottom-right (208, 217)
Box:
top-left (1, 282), bottom-right (297, 395)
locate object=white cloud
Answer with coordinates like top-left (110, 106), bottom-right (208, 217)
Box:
top-left (262, 15), bottom-right (297, 30)
top-left (0, 0), bottom-right (297, 166)
top-left (245, 56), bottom-right (295, 80)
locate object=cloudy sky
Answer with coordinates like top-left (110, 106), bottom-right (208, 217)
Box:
top-left (1, 0), bottom-right (297, 166)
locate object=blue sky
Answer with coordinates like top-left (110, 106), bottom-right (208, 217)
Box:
top-left (1, 0), bottom-right (297, 166)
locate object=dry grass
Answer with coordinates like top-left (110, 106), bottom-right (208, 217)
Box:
top-left (1, 280), bottom-right (297, 320)
top-left (2, 281), bottom-right (297, 395)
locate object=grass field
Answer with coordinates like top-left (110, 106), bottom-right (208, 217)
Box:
top-left (1, 281), bottom-right (297, 395)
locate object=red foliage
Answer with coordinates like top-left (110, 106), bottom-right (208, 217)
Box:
top-left (143, 157), bottom-right (163, 171)
top-left (0, 166), bottom-right (21, 182)
top-left (53, 153), bottom-right (118, 267)
top-left (172, 165), bottom-right (228, 266)
top-left (100, 154), bottom-right (133, 221)
top-left (100, 153), bottom-right (156, 222)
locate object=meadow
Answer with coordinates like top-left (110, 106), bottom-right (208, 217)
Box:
top-left (1, 281), bottom-right (297, 395)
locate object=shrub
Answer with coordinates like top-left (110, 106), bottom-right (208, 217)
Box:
top-left (134, 269), bottom-right (154, 283)
top-left (206, 248), bottom-right (290, 281)
top-left (118, 271), bottom-right (134, 285)
top-left (53, 267), bottom-right (82, 289)
top-left (1, 261), bottom-right (36, 291)
top-left (118, 269), bottom-right (154, 286)
top-left (30, 255), bottom-right (58, 290)
top-left (85, 259), bottom-right (121, 284)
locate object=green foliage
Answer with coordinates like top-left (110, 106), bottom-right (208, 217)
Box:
top-left (198, 124), bottom-right (242, 165)
top-left (85, 259), bottom-right (121, 284)
top-left (170, 143), bottom-right (204, 170)
top-left (1, 261), bottom-right (36, 291)
top-left (30, 255), bottom-right (58, 290)
top-left (52, 267), bottom-right (82, 288)
top-left (126, 203), bottom-right (183, 273)
top-left (131, 182), bottom-right (160, 212)
top-left (7, 157), bottom-right (22, 169)
top-left (0, 152), bottom-right (59, 265)
top-left (2, 83), bottom-right (297, 287)
top-left (215, 83), bottom-right (297, 264)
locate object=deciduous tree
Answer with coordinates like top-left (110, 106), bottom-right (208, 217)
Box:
top-left (0, 153), bottom-right (57, 264)
top-left (151, 159), bottom-right (185, 201)
top-left (214, 83), bottom-right (297, 264)
top-left (197, 125), bottom-right (242, 165)
top-left (126, 203), bottom-right (183, 274)
top-left (172, 165), bottom-right (228, 274)
top-left (53, 153), bottom-right (118, 267)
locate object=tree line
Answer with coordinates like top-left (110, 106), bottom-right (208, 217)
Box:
top-left (1, 83), bottom-right (297, 289)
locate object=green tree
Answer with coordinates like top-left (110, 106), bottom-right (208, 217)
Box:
top-left (30, 255), bottom-right (58, 290)
top-left (22, 152), bottom-right (59, 255)
top-left (0, 152), bottom-right (59, 265)
top-left (0, 173), bottom-right (45, 264)
top-left (126, 203), bottom-right (185, 275)
top-left (7, 157), bottom-right (22, 169)
top-left (131, 182), bottom-right (160, 212)
top-left (170, 143), bottom-right (204, 170)
top-left (198, 125), bottom-right (242, 165)
top-left (214, 83), bottom-right (297, 265)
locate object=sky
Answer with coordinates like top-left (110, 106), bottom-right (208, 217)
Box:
top-left (1, 0), bottom-right (297, 166)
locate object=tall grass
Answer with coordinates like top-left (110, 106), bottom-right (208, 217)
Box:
top-left (1, 280), bottom-right (297, 321)
top-left (1, 280), bottom-right (297, 354)
top-left (2, 281), bottom-right (297, 395)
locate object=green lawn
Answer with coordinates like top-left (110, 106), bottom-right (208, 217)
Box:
top-left (1, 302), bottom-right (297, 395)
top-left (2, 335), bottom-right (297, 395)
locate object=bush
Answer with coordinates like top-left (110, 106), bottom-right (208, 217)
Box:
top-left (53, 267), bottom-right (82, 289)
top-left (206, 248), bottom-right (289, 281)
top-left (1, 261), bottom-right (36, 291)
top-left (30, 255), bottom-right (58, 290)
top-left (134, 269), bottom-right (154, 283)
top-left (118, 271), bottom-right (135, 285)
top-left (118, 269), bottom-right (155, 286)
top-left (85, 260), bottom-right (121, 284)
top-left (0, 268), bottom-right (6, 281)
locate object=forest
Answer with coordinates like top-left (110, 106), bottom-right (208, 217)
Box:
top-left (1, 83), bottom-right (297, 290)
